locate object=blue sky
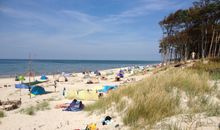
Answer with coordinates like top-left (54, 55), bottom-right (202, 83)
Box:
top-left (0, 0), bottom-right (193, 60)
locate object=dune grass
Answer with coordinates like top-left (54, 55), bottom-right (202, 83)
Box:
top-left (190, 59), bottom-right (220, 80)
top-left (0, 111), bottom-right (5, 118)
top-left (20, 101), bottom-right (50, 115)
top-left (85, 68), bottom-right (214, 128)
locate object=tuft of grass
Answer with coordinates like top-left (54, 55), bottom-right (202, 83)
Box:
top-left (217, 93), bottom-right (220, 100)
top-left (35, 101), bottom-right (50, 111)
top-left (20, 106), bottom-right (35, 115)
top-left (20, 101), bottom-right (50, 115)
top-left (206, 104), bottom-right (220, 116)
top-left (167, 123), bottom-right (182, 130)
top-left (0, 111), bottom-right (5, 118)
top-left (86, 68), bottom-right (212, 127)
top-left (190, 60), bottom-right (220, 80)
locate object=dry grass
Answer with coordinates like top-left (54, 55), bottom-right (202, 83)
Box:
top-left (20, 101), bottom-right (50, 115)
top-left (190, 60), bottom-right (220, 80)
top-left (0, 111), bottom-right (5, 118)
top-left (85, 68), bottom-right (213, 128)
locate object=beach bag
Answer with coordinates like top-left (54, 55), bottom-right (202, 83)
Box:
top-left (85, 123), bottom-right (98, 130)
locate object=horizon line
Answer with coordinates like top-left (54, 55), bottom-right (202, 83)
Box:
top-left (0, 58), bottom-right (161, 62)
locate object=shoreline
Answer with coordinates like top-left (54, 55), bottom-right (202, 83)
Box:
top-left (0, 63), bottom-right (160, 79)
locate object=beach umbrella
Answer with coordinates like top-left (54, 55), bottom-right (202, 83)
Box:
top-left (18, 76), bottom-right (25, 81)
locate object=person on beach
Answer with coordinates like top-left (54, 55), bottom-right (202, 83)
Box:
top-left (63, 87), bottom-right (66, 96)
top-left (54, 80), bottom-right (57, 92)
top-left (191, 52), bottom-right (196, 60)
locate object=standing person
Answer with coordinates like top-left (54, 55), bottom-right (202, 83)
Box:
top-left (191, 52), bottom-right (196, 60)
top-left (54, 80), bottom-right (57, 92)
top-left (63, 87), bottom-right (66, 96)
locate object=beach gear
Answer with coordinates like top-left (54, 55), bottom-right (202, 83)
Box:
top-left (98, 85), bottom-right (117, 93)
top-left (102, 116), bottom-right (112, 125)
top-left (66, 90), bottom-right (99, 101)
top-left (40, 75), bottom-right (48, 80)
top-left (18, 75), bottom-right (25, 81)
top-left (64, 99), bottom-right (84, 111)
top-left (85, 123), bottom-right (98, 130)
top-left (31, 86), bottom-right (46, 95)
top-left (15, 84), bottom-right (30, 89)
top-left (117, 73), bottom-right (124, 78)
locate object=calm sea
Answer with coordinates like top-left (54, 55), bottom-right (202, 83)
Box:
top-left (0, 59), bottom-right (160, 77)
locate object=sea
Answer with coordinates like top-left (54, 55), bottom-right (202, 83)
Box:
top-left (0, 59), bottom-right (160, 77)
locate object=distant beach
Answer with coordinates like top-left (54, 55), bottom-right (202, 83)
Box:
top-left (0, 59), bottom-right (160, 77)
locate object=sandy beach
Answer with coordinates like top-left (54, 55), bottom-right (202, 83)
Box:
top-left (0, 66), bottom-right (154, 130)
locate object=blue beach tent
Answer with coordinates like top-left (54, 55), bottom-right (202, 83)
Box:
top-left (98, 85), bottom-right (117, 93)
top-left (31, 86), bottom-right (46, 95)
top-left (40, 75), bottom-right (48, 80)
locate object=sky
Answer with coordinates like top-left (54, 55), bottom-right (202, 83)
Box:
top-left (0, 0), bottom-right (194, 61)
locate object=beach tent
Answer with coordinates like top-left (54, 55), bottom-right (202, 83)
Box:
top-left (18, 76), bottom-right (25, 82)
top-left (40, 75), bottom-right (48, 80)
top-left (98, 85), bottom-right (118, 93)
top-left (15, 84), bottom-right (31, 89)
top-left (66, 90), bottom-right (99, 101)
top-left (31, 86), bottom-right (46, 95)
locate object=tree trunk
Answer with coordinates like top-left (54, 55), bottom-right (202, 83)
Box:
top-left (208, 27), bottom-right (215, 57)
top-left (184, 43), bottom-right (188, 61)
top-left (201, 29), bottom-right (205, 59)
top-left (213, 32), bottom-right (219, 57)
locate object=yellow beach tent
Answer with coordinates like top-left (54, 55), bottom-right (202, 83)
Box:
top-left (66, 90), bottom-right (99, 101)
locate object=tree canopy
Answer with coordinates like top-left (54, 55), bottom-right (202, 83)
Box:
top-left (159, 0), bottom-right (220, 63)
